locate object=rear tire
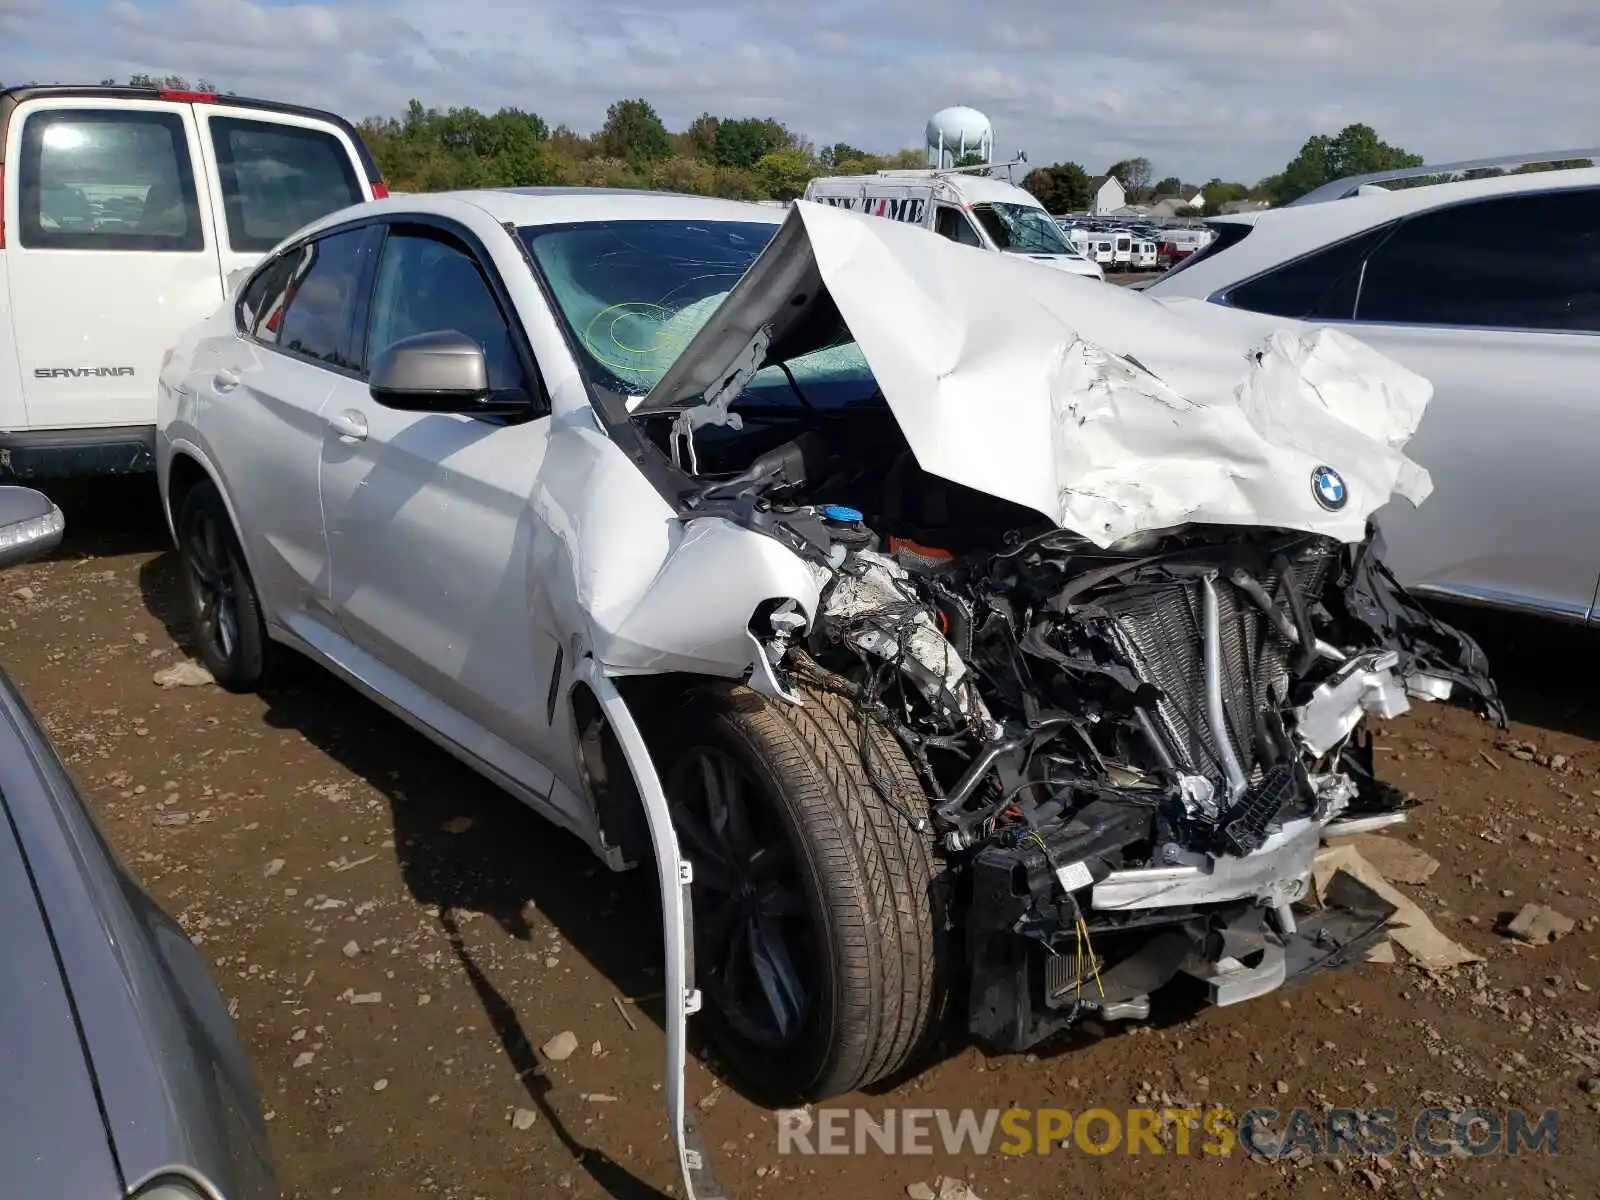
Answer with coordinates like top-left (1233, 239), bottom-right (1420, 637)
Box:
top-left (175, 479), bottom-right (270, 692)
top-left (668, 677), bottom-right (945, 1103)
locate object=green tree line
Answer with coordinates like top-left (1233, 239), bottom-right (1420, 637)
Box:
top-left (359, 97), bottom-right (927, 201)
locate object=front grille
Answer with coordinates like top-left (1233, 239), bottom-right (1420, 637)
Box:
top-left (1095, 547), bottom-right (1334, 791)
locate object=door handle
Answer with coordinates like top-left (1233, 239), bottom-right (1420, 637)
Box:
top-left (328, 409), bottom-right (368, 442)
top-left (212, 369), bottom-right (240, 392)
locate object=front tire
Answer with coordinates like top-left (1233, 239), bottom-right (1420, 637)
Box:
top-left (668, 678), bottom-right (944, 1103)
top-left (175, 479), bottom-right (270, 692)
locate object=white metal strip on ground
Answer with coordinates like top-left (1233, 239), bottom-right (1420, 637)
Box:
top-left (577, 660), bottom-right (724, 1200)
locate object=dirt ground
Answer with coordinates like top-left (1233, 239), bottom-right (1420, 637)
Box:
top-left (6, 478), bottom-right (1599, 1200)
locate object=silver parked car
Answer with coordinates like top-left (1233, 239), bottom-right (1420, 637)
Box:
top-left (0, 486), bottom-right (276, 1200)
top-left (157, 188), bottom-right (1500, 1199)
top-left (1145, 152), bottom-right (1600, 624)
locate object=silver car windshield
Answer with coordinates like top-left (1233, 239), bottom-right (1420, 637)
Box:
top-left (970, 203), bottom-right (1077, 255)
top-left (520, 219), bottom-right (873, 400)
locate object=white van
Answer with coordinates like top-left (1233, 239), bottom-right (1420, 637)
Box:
top-left (0, 84), bottom-right (384, 480)
top-left (803, 168), bottom-right (1105, 281)
top-left (1131, 239), bottom-right (1159, 271)
top-left (1110, 230), bottom-right (1134, 271)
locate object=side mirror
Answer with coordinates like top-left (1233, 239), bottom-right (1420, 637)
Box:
top-left (368, 330), bottom-right (521, 414)
top-left (0, 486), bottom-right (64, 569)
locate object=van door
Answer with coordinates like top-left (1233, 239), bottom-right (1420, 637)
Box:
top-left (3, 97), bottom-right (220, 440)
top-left (193, 104), bottom-right (370, 294)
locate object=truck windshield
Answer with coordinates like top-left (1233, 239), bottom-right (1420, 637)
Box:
top-left (970, 203), bottom-right (1077, 255)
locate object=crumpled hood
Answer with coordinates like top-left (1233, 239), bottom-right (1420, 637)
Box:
top-left (636, 200), bottom-right (1434, 549)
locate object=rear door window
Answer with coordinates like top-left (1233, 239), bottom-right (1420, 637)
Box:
top-left (210, 117), bottom-right (363, 252)
top-left (267, 227), bottom-right (374, 369)
top-left (17, 108), bottom-right (203, 251)
top-left (1356, 189), bottom-right (1600, 331)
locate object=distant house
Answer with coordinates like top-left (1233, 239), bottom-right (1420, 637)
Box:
top-left (1149, 187), bottom-right (1207, 219)
top-left (1087, 175), bottom-right (1126, 215)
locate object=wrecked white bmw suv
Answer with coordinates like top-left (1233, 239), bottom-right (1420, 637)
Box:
top-left (158, 188), bottom-right (1500, 1193)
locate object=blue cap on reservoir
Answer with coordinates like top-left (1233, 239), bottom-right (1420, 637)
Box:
top-left (819, 504), bottom-right (864, 525)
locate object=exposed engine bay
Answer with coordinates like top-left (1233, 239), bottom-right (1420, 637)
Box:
top-left (640, 395), bottom-right (1504, 1053)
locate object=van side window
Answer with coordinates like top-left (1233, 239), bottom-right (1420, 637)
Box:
top-left (934, 206), bottom-right (983, 247)
top-left (210, 117), bottom-right (364, 252)
top-left (18, 109), bottom-right (203, 251)
top-left (266, 229), bottom-right (372, 369)
top-left (1356, 190), bottom-right (1600, 332)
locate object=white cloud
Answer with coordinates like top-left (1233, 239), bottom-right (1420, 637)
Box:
top-left (4, 0), bottom-right (1599, 181)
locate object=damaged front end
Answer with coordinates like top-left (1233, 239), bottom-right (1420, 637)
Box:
top-left (598, 199), bottom-right (1505, 1089)
top-left (779, 516), bottom-right (1500, 1052)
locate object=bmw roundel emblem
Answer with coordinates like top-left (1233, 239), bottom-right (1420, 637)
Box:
top-left (1311, 465), bottom-right (1348, 511)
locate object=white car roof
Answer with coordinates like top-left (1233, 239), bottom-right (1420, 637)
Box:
top-left (1149, 166), bottom-right (1600, 300)
top-left (289, 187), bottom-right (785, 244)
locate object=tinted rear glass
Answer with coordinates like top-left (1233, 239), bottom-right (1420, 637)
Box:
top-left (1357, 190), bottom-right (1600, 331)
top-left (1224, 224), bottom-right (1394, 319)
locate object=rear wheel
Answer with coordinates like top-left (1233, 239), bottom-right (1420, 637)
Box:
top-left (175, 479), bottom-right (270, 692)
top-left (668, 678), bottom-right (944, 1103)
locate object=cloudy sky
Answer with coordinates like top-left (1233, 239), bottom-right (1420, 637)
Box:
top-left (4, 0), bottom-right (1598, 181)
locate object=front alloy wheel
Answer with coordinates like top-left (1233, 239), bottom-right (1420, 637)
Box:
top-left (175, 478), bottom-right (270, 692)
top-left (668, 678), bottom-right (945, 1104)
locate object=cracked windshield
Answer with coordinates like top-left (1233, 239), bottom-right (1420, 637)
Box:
top-left (971, 201), bottom-right (1080, 254)
top-left (521, 219), bottom-right (869, 400)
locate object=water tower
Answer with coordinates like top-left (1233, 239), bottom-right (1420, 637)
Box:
top-left (926, 106), bottom-right (993, 168)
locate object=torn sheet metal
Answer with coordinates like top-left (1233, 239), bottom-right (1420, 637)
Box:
top-left (576, 660), bottom-right (724, 1200)
top-left (638, 200), bottom-right (1435, 549)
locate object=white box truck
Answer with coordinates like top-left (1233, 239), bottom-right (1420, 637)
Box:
top-left (803, 167), bottom-right (1104, 281)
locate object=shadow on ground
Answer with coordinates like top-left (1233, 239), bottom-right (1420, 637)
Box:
top-left (1429, 601), bottom-right (1600, 743)
top-left (35, 475), bottom-right (170, 562)
top-left (134, 546), bottom-right (672, 1199)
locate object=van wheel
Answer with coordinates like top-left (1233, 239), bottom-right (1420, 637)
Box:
top-left (667, 677), bottom-right (944, 1103)
top-left (176, 480), bottom-right (269, 692)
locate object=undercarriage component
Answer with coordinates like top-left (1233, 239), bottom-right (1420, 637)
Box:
top-left (1294, 649), bottom-right (1411, 756)
top-left (1092, 817), bottom-right (1321, 912)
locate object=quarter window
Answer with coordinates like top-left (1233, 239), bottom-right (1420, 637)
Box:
top-left (1223, 225), bottom-right (1393, 319)
top-left (210, 117), bottom-right (363, 252)
top-left (1356, 190), bottom-right (1600, 331)
top-left (366, 228), bottom-right (528, 394)
top-left (18, 109), bottom-right (203, 251)
top-left (269, 229), bottom-right (373, 368)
